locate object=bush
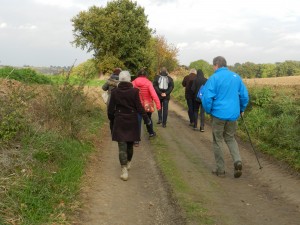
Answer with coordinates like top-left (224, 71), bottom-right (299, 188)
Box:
top-left (0, 80), bottom-right (34, 144)
top-left (244, 86), bottom-right (300, 169)
top-left (0, 67), bottom-right (52, 84)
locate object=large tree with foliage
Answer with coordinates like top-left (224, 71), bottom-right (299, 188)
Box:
top-left (71, 59), bottom-right (99, 79)
top-left (150, 35), bottom-right (179, 74)
top-left (189, 59), bottom-right (213, 77)
top-left (71, 0), bottom-right (152, 74)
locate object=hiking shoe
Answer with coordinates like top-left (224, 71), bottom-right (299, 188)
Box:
top-left (193, 127), bottom-right (198, 131)
top-left (126, 161), bottom-right (131, 171)
top-left (212, 169), bottom-right (225, 177)
top-left (157, 120), bottom-right (162, 124)
top-left (200, 127), bottom-right (205, 132)
top-left (149, 132), bottom-right (156, 138)
top-left (234, 161), bottom-right (242, 178)
top-left (162, 124), bottom-right (166, 128)
top-left (120, 166), bottom-right (128, 181)
top-left (134, 141), bottom-right (139, 147)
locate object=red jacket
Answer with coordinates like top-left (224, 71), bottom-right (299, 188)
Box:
top-left (132, 76), bottom-right (161, 111)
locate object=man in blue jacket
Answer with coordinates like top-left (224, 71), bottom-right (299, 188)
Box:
top-left (202, 56), bottom-right (249, 178)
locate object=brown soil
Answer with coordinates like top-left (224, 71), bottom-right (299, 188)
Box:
top-left (73, 89), bottom-right (300, 225)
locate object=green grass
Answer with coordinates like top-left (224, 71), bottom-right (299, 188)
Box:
top-left (150, 134), bottom-right (215, 224)
top-left (0, 67), bottom-right (52, 84)
top-left (0, 100), bottom-right (105, 224)
top-left (49, 75), bottom-right (106, 87)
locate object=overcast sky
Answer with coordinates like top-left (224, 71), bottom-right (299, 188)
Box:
top-left (0, 0), bottom-right (300, 67)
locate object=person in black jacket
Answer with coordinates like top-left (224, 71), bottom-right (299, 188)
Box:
top-left (191, 69), bottom-right (207, 131)
top-left (182, 68), bottom-right (197, 126)
top-left (153, 67), bottom-right (174, 128)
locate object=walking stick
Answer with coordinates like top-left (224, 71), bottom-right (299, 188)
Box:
top-left (241, 114), bottom-right (263, 169)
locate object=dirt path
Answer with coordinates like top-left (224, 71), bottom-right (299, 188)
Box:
top-left (74, 98), bottom-right (300, 225)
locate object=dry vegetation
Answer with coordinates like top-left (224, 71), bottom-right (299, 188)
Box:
top-left (243, 75), bottom-right (300, 86)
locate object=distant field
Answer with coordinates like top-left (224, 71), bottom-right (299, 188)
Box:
top-left (244, 75), bottom-right (300, 86)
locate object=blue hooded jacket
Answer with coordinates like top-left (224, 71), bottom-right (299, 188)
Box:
top-left (202, 67), bottom-right (249, 121)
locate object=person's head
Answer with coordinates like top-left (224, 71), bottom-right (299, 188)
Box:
top-left (196, 69), bottom-right (204, 77)
top-left (160, 67), bottom-right (168, 76)
top-left (213, 56), bottom-right (227, 70)
top-left (119, 71), bottom-right (131, 82)
top-left (189, 68), bottom-right (197, 75)
top-left (137, 68), bottom-right (148, 77)
top-left (113, 68), bottom-right (122, 75)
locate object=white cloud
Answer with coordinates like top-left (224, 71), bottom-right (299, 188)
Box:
top-left (1, 0), bottom-right (300, 67)
top-left (177, 42), bottom-right (188, 49)
top-left (33, 0), bottom-right (101, 10)
top-left (0, 22), bottom-right (7, 28)
top-left (18, 24), bottom-right (37, 30)
top-left (191, 40), bottom-right (247, 50)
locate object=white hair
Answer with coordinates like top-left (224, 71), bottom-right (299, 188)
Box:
top-left (189, 68), bottom-right (197, 74)
top-left (119, 71), bottom-right (131, 82)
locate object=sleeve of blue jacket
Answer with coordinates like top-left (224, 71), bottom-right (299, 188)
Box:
top-left (239, 81), bottom-right (249, 112)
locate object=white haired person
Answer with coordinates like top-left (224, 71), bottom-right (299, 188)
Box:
top-left (107, 71), bottom-right (150, 181)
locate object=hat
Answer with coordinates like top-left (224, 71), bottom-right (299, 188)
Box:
top-left (119, 71), bottom-right (131, 82)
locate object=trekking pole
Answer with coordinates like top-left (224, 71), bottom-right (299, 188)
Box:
top-left (241, 114), bottom-right (263, 169)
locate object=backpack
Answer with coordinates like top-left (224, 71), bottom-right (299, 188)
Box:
top-left (158, 76), bottom-right (169, 90)
top-left (196, 85), bottom-right (205, 103)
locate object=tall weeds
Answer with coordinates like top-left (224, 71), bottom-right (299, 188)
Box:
top-left (242, 86), bottom-right (300, 169)
top-left (0, 73), bottom-right (105, 224)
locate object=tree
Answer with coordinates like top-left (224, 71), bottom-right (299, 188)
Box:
top-left (259, 64), bottom-right (277, 78)
top-left (151, 35), bottom-right (179, 74)
top-left (71, 59), bottom-right (99, 79)
top-left (276, 61), bottom-right (300, 77)
top-left (189, 60), bottom-right (213, 78)
top-left (234, 62), bottom-right (260, 78)
top-left (71, 0), bottom-right (152, 74)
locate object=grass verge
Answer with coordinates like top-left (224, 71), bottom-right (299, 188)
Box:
top-left (0, 106), bottom-right (105, 225)
top-left (149, 134), bottom-right (215, 224)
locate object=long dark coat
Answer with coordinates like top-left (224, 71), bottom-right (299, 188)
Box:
top-left (108, 82), bottom-right (149, 142)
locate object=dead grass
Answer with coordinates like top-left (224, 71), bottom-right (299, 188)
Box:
top-left (244, 75), bottom-right (300, 86)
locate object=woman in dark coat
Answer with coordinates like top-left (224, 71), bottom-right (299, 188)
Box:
top-left (191, 69), bottom-right (207, 131)
top-left (107, 71), bottom-right (150, 181)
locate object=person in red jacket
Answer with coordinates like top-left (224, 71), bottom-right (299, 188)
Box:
top-left (132, 68), bottom-right (161, 140)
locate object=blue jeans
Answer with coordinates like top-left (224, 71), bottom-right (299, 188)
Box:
top-left (157, 98), bottom-right (169, 125)
top-left (212, 117), bottom-right (241, 172)
top-left (138, 112), bottom-right (154, 135)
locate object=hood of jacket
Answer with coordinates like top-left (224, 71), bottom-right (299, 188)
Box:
top-left (132, 76), bottom-right (150, 88)
top-left (160, 71), bottom-right (168, 76)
